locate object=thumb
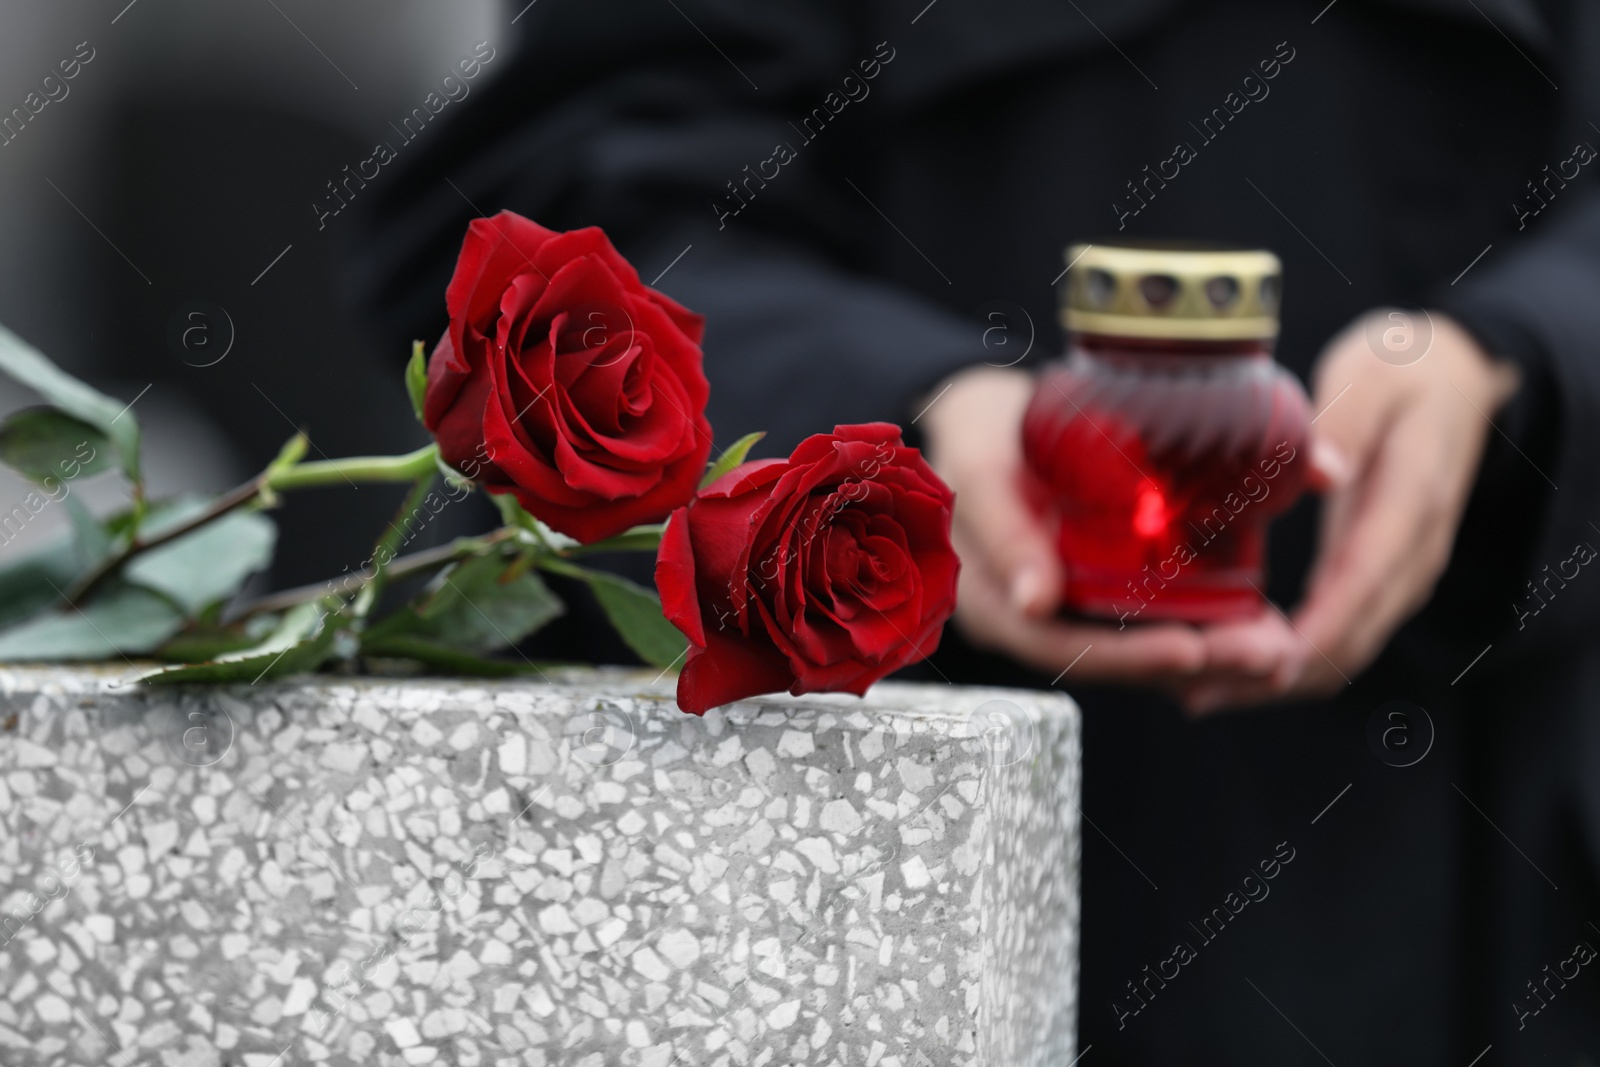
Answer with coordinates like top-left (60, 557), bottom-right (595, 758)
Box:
top-left (1305, 434), bottom-right (1354, 493)
top-left (956, 466), bottom-right (1062, 618)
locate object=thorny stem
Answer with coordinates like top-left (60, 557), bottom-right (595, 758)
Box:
top-left (62, 440), bottom-right (441, 608)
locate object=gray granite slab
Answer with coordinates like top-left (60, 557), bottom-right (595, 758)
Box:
top-left (0, 665), bottom-right (1080, 1066)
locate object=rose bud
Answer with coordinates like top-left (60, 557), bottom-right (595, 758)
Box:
top-left (423, 211), bottom-right (712, 543)
top-left (655, 423), bottom-right (959, 714)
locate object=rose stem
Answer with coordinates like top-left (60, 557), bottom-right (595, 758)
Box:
top-left (264, 443), bottom-right (439, 491)
top-left (235, 530), bottom-right (513, 620)
top-left (562, 523), bottom-right (667, 556)
top-left (63, 441), bottom-right (442, 608)
top-left (350, 472), bottom-right (439, 622)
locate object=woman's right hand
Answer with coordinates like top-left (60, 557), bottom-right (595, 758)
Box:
top-left (920, 365), bottom-right (1263, 688)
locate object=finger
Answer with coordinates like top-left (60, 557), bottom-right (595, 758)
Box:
top-left (1176, 608), bottom-right (1312, 714)
top-left (1294, 408), bottom-right (1453, 674)
top-left (955, 463), bottom-right (1062, 618)
top-left (1059, 623), bottom-right (1210, 680)
top-left (1196, 610), bottom-right (1303, 678)
top-left (953, 544), bottom-right (1206, 681)
top-left (1306, 337), bottom-right (1398, 486)
top-left (1333, 404), bottom-right (1469, 653)
top-left (1305, 435), bottom-right (1354, 493)
top-left (925, 367), bottom-right (1063, 618)
top-left (1307, 471), bottom-right (1361, 595)
top-left (1301, 318), bottom-right (1517, 670)
top-left (1302, 337), bottom-right (1397, 598)
top-left (1180, 667), bottom-right (1306, 715)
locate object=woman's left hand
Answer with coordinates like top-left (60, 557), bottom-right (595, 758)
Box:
top-left (1180, 310), bottom-right (1522, 714)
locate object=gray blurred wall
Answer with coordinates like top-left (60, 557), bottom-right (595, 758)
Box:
top-left (0, 0), bottom-right (511, 580)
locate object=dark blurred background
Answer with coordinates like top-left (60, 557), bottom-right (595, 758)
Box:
top-left (0, 0), bottom-right (510, 588)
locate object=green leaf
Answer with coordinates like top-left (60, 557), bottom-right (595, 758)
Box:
top-left (352, 472), bottom-right (435, 620)
top-left (0, 584), bottom-right (184, 660)
top-left (154, 616), bottom-right (280, 663)
top-left (125, 505), bottom-right (276, 616)
top-left (586, 574), bottom-right (686, 670)
top-left (358, 634), bottom-right (550, 677)
top-left (568, 523), bottom-right (666, 556)
top-left (406, 340), bottom-right (429, 423)
top-left (490, 492), bottom-right (582, 552)
top-left (0, 537), bottom-right (82, 629)
top-left (434, 453), bottom-right (476, 496)
top-left (63, 494), bottom-right (112, 570)
top-left (539, 557), bottom-right (686, 671)
top-left (492, 491), bottom-right (531, 529)
top-left (140, 601), bottom-right (341, 684)
top-left (0, 492), bottom-right (63, 557)
top-left (253, 599), bottom-right (331, 648)
top-left (700, 431), bottom-right (766, 489)
top-left (261, 433), bottom-right (309, 501)
top-left (0, 407), bottom-right (114, 484)
top-left (364, 551), bottom-right (564, 653)
top-left (0, 323), bottom-right (142, 483)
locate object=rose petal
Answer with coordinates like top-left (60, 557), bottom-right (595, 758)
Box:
top-left (655, 508), bottom-right (706, 649)
top-left (675, 625), bottom-right (794, 715)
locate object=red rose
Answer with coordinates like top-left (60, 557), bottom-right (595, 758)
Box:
top-left (423, 211), bottom-right (712, 543)
top-left (655, 423), bottom-right (959, 714)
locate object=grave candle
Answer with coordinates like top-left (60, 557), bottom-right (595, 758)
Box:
top-left (1022, 243), bottom-right (1311, 623)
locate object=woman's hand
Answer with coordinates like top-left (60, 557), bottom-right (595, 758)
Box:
top-left (921, 311), bottom-right (1519, 711)
top-left (922, 366), bottom-right (1233, 689)
top-left (1180, 310), bottom-right (1521, 712)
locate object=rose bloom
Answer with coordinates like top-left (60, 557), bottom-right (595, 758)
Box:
top-left (656, 423), bottom-right (959, 714)
top-left (423, 211), bottom-right (712, 543)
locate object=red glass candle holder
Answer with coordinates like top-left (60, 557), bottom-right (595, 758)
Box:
top-left (1022, 244), bottom-right (1311, 624)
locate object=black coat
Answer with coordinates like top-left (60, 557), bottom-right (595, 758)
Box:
top-left (357, 0), bottom-right (1600, 1061)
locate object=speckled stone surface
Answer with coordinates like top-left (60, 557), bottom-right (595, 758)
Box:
top-left (0, 666), bottom-right (1080, 1067)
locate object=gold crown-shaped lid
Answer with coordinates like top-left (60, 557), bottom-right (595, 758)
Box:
top-left (1061, 242), bottom-right (1281, 340)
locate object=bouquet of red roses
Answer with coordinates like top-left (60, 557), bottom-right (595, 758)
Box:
top-left (0, 211), bottom-right (958, 713)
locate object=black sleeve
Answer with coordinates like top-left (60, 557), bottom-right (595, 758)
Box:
top-left (352, 0), bottom-right (979, 455)
top-left (1434, 178), bottom-right (1600, 646)
top-left (1410, 0), bottom-right (1599, 648)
